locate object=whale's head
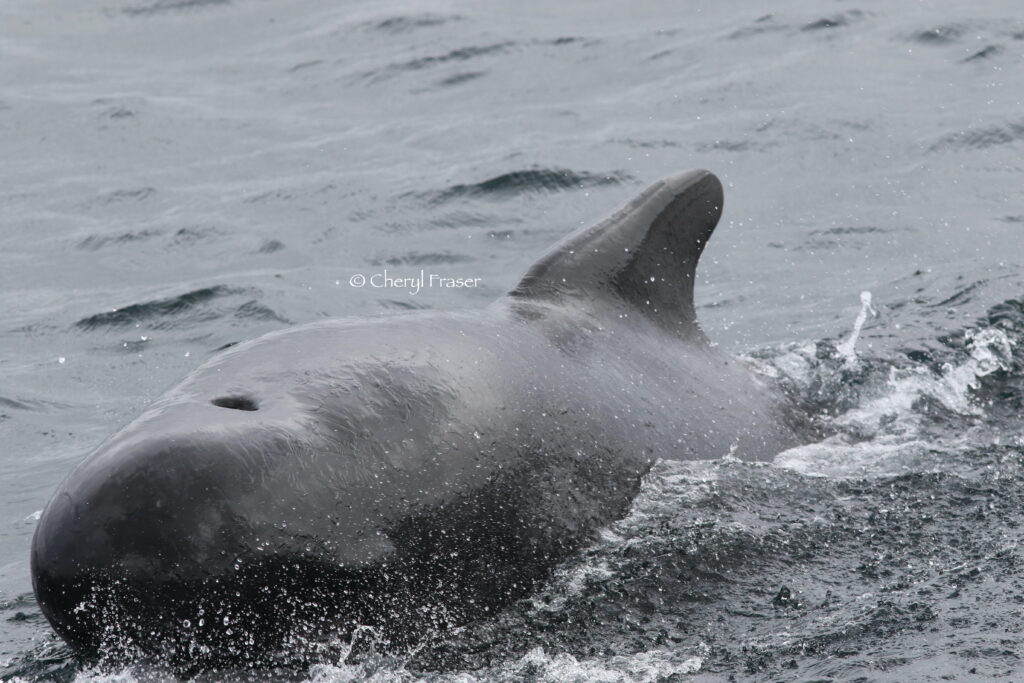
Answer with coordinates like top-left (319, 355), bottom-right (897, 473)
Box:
top-left (30, 322), bottom-right (485, 662)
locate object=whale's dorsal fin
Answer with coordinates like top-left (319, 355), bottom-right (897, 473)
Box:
top-left (510, 170), bottom-right (723, 339)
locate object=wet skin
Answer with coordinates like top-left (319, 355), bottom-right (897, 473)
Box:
top-left (31, 171), bottom-right (808, 663)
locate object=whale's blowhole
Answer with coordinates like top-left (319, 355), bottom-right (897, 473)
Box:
top-left (210, 395), bottom-right (258, 411)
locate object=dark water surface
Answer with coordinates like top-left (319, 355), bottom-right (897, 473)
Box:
top-left (2, 0), bottom-right (1023, 680)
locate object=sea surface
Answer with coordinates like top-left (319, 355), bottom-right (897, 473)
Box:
top-left (2, 0), bottom-right (1023, 680)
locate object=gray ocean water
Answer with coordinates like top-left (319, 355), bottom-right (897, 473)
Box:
top-left (2, 0), bottom-right (1023, 680)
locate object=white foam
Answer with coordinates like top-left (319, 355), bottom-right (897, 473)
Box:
top-left (479, 646), bottom-right (704, 682)
top-left (306, 661), bottom-right (417, 683)
top-left (530, 560), bottom-right (614, 612)
top-left (303, 646), bottom-right (706, 683)
top-left (774, 436), bottom-right (935, 478)
top-left (837, 325), bottom-right (1014, 438)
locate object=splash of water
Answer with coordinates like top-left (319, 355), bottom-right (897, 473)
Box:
top-left (835, 291), bottom-right (877, 366)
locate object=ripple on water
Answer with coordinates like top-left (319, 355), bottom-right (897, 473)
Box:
top-left (929, 120), bottom-right (1024, 152)
top-left (74, 286), bottom-right (288, 331)
top-left (725, 14), bottom-right (789, 40)
top-left (121, 0), bottom-right (230, 17)
top-left (801, 11), bottom-right (864, 32)
top-left (92, 188), bottom-right (157, 205)
top-left (256, 239), bottom-right (286, 254)
top-left (369, 13), bottom-right (462, 35)
top-left (77, 229), bottom-right (163, 251)
top-left (363, 43), bottom-right (513, 84)
top-left (434, 71), bottom-right (488, 88)
top-left (367, 252), bottom-right (474, 267)
top-left (910, 24), bottom-right (967, 44)
top-left (413, 168), bottom-right (629, 205)
top-left (963, 44), bottom-right (1003, 62)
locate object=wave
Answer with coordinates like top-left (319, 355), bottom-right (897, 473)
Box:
top-left (364, 43), bottom-right (512, 84)
top-left (418, 169), bottom-right (629, 205)
top-left (0, 396), bottom-right (53, 412)
top-left (74, 286), bottom-right (287, 331)
top-left (434, 71), bottom-right (487, 87)
top-left (77, 229), bottom-right (162, 251)
top-left (76, 226), bottom-right (223, 251)
top-left (93, 188), bottom-right (156, 205)
top-left (725, 14), bottom-right (788, 40)
top-left (963, 45), bottom-right (1003, 62)
top-left (930, 120), bottom-right (1024, 151)
top-left (369, 14), bottom-right (461, 34)
top-left (257, 239), bottom-right (286, 254)
top-left (725, 10), bottom-right (864, 40)
top-left (801, 11), bottom-right (864, 32)
top-left (368, 252), bottom-right (474, 267)
top-left (910, 24), bottom-right (966, 44)
top-left (122, 0), bottom-right (229, 17)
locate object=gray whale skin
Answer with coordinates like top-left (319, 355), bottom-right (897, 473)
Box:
top-left (31, 170), bottom-right (808, 664)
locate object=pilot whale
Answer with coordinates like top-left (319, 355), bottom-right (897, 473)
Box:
top-left (32, 170), bottom-right (808, 664)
